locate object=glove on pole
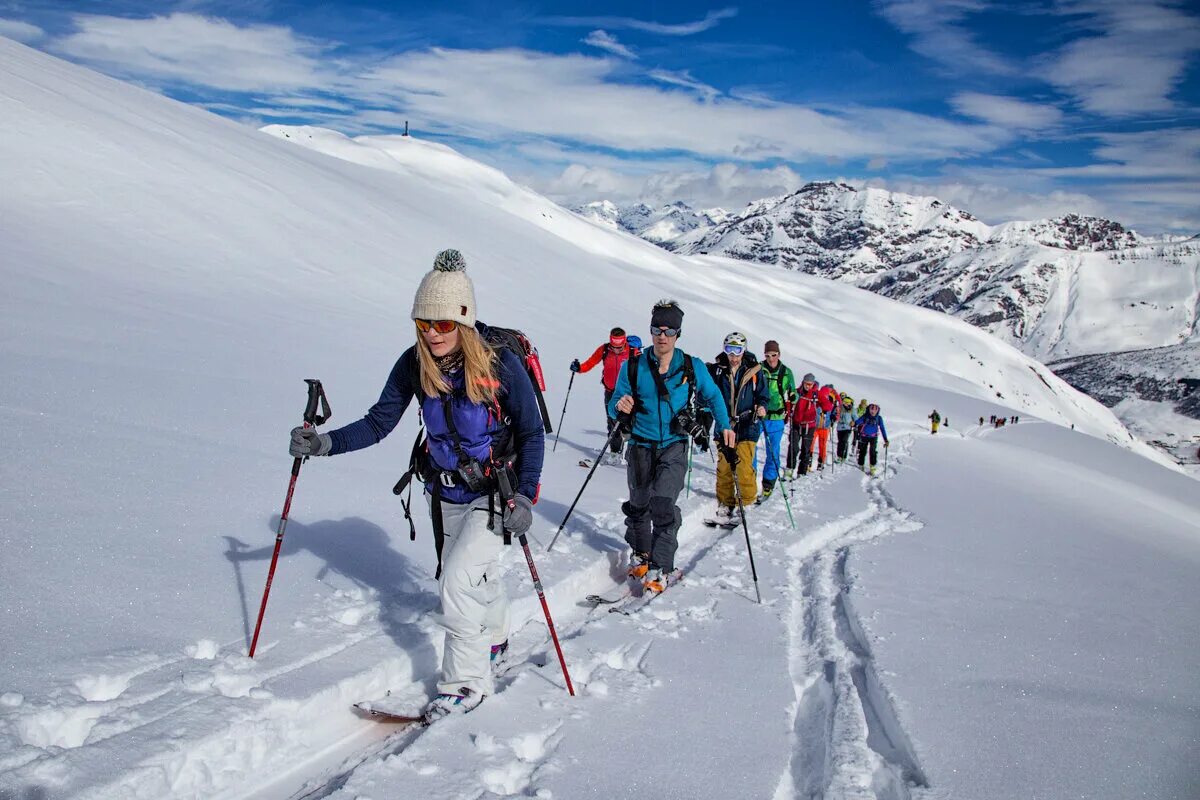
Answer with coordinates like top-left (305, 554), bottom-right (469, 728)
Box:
top-left (249, 379), bottom-right (331, 658)
top-left (552, 371), bottom-right (575, 452)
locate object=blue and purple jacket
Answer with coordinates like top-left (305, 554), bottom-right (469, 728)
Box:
top-left (326, 324), bottom-right (545, 503)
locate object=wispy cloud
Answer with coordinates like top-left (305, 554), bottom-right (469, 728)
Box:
top-left (0, 18), bottom-right (45, 42)
top-left (541, 8), bottom-right (738, 36)
top-left (51, 12), bottom-right (333, 92)
top-left (873, 0), bottom-right (1016, 75)
top-left (1042, 0), bottom-right (1200, 116)
top-left (583, 30), bottom-right (635, 59)
top-left (647, 69), bottom-right (719, 102)
top-left (951, 92), bottom-right (1064, 130)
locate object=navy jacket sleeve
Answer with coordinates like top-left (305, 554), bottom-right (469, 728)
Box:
top-left (498, 349), bottom-right (546, 500)
top-left (753, 369), bottom-right (770, 408)
top-left (879, 416), bottom-right (889, 442)
top-left (327, 349), bottom-right (418, 455)
top-left (693, 357), bottom-right (732, 432)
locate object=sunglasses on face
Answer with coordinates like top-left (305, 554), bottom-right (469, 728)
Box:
top-left (416, 319), bottom-right (458, 334)
top-left (765, 352), bottom-right (779, 358)
top-left (723, 344), bottom-right (745, 355)
top-left (650, 326), bottom-right (679, 338)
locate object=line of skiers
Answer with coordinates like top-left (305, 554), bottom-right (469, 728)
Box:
top-left (984, 414), bottom-right (1019, 428)
top-left (282, 251), bottom-right (892, 723)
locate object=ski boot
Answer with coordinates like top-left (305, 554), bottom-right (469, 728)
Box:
top-left (627, 551), bottom-right (651, 579)
top-left (489, 640), bottom-right (509, 672)
top-left (643, 567), bottom-right (668, 594)
top-left (424, 687), bottom-right (484, 722)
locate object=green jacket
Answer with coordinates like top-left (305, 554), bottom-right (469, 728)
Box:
top-left (760, 361), bottom-right (796, 421)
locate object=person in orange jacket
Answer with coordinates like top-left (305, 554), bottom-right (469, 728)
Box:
top-left (572, 327), bottom-right (631, 463)
top-left (814, 383), bottom-right (840, 470)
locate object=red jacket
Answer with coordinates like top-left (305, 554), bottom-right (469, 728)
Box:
top-left (817, 386), bottom-right (840, 429)
top-left (579, 343), bottom-right (630, 391)
top-left (791, 386), bottom-right (821, 428)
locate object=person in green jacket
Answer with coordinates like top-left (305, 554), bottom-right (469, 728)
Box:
top-left (757, 339), bottom-right (796, 498)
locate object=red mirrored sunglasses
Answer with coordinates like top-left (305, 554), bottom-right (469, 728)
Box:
top-left (415, 319), bottom-right (458, 334)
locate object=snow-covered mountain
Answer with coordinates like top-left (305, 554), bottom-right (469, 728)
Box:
top-left (581, 183), bottom-right (1200, 362)
top-left (1050, 342), bottom-right (1200, 466)
top-left (579, 185), bottom-right (1200, 465)
top-left (2, 38), bottom-right (1198, 800)
top-left (573, 199), bottom-right (728, 245)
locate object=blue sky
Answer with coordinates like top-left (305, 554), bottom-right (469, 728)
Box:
top-left (2, 1), bottom-right (1198, 232)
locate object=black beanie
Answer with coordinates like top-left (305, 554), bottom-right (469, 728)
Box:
top-left (650, 301), bottom-right (684, 333)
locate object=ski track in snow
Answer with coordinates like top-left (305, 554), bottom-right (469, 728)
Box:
top-left (779, 440), bottom-right (930, 800)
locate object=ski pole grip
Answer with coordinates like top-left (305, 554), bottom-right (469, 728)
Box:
top-left (303, 379), bottom-right (332, 426)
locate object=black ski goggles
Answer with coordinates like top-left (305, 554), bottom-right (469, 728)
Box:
top-left (650, 326), bottom-right (680, 338)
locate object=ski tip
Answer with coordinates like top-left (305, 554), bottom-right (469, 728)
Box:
top-left (351, 703), bottom-right (424, 724)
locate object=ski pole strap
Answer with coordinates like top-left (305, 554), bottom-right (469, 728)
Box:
top-left (303, 379), bottom-right (332, 425)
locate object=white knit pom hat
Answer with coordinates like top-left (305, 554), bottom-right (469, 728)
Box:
top-left (411, 249), bottom-right (476, 326)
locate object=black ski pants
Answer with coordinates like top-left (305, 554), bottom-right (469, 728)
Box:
top-left (623, 441), bottom-right (688, 571)
top-left (836, 428), bottom-right (853, 460)
top-left (603, 388), bottom-right (623, 454)
top-left (857, 436), bottom-right (879, 467)
top-left (787, 423), bottom-right (815, 474)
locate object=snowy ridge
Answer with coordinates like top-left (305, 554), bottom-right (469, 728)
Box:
top-left (2, 37), bottom-right (1199, 800)
top-left (579, 185), bottom-right (1200, 363)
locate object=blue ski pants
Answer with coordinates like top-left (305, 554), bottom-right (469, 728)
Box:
top-left (761, 418), bottom-right (786, 482)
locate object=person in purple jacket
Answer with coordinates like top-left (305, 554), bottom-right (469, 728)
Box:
top-left (289, 250), bottom-right (544, 720)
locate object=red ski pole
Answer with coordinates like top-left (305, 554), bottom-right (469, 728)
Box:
top-left (497, 464), bottom-right (575, 695)
top-left (249, 379), bottom-right (331, 658)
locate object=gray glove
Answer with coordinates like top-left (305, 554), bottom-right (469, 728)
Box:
top-left (290, 426), bottom-right (332, 457)
top-left (502, 494), bottom-right (534, 535)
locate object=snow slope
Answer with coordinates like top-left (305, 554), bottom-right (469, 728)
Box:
top-left (1, 37), bottom-right (1197, 800)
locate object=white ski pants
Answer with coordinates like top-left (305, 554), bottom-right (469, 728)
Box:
top-left (433, 495), bottom-right (510, 697)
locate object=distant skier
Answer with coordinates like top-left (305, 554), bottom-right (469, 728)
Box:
top-left (572, 327), bottom-right (631, 464)
top-left (836, 393), bottom-right (858, 463)
top-left (929, 409), bottom-right (941, 434)
top-left (855, 403), bottom-right (889, 476)
top-left (627, 334), bottom-right (643, 357)
top-left (980, 416), bottom-right (985, 426)
top-left (288, 250), bottom-right (544, 720)
top-left (787, 373), bottom-right (821, 477)
top-left (814, 383), bottom-right (840, 469)
top-left (609, 300), bottom-right (733, 593)
top-left (706, 332), bottom-right (769, 522)
top-left (758, 340), bottom-right (795, 498)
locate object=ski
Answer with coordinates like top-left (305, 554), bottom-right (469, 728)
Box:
top-left (351, 699), bottom-right (425, 724)
top-left (585, 578), bottom-right (636, 607)
top-left (606, 569), bottom-right (683, 616)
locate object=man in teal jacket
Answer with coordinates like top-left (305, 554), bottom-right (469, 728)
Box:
top-left (609, 300), bottom-right (734, 593)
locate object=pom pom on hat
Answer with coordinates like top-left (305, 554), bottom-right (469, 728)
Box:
top-left (412, 248), bottom-right (476, 326)
top-left (433, 249), bottom-right (467, 273)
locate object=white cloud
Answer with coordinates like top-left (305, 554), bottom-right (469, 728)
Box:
top-left (542, 8), bottom-right (738, 36)
top-left (873, 0), bottom-right (1016, 75)
top-left (1043, 0), bottom-right (1200, 116)
top-left (647, 69), bottom-right (719, 102)
top-left (0, 18), bottom-right (45, 42)
top-left (1037, 128), bottom-right (1200, 180)
top-left (52, 12), bottom-right (332, 92)
top-left (951, 92), bottom-right (1064, 130)
top-left (354, 48), bottom-right (1007, 163)
top-left (527, 161), bottom-right (805, 210)
top-left (583, 30), bottom-right (635, 59)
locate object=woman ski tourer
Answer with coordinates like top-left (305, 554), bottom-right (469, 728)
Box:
top-left (289, 249), bottom-right (545, 720)
top-left (855, 402), bottom-right (889, 476)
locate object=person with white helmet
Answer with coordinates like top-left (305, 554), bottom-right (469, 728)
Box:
top-left (705, 332), bottom-right (769, 526)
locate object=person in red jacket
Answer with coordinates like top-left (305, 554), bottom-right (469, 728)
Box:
top-left (572, 327), bottom-right (631, 463)
top-left (786, 373), bottom-right (821, 477)
top-left (813, 384), bottom-right (840, 470)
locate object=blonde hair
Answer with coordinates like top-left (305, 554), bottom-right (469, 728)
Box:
top-left (415, 323), bottom-right (499, 405)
